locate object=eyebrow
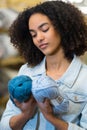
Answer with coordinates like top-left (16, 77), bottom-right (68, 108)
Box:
top-left (29, 22), bottom-right (49, 32)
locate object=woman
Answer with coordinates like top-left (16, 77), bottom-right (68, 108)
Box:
top-left (1, 1), bottom-right (87, 130)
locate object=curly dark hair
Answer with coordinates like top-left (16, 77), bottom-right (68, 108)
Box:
top-left (9, 0), bottom-right (87, 66)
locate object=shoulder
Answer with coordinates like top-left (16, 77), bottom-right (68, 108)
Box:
top-left (74, 56), bottom-right (87, 74)
top-left (81, 61), bottom-right (87, 74)
top-left (18, 63), bottom-right (30, 74)
top-left (17, 58), bottom-right (46, 79)
top-left (77, 61), bottom-right (87, 90)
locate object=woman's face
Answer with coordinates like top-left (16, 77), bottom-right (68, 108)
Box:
top-left (28, 13), bottom-right (62, 56)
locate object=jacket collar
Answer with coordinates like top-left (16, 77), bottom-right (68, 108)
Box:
top-left (58, 55), bottom-right (82, 88)
top-left (30, 57), bottom-right (46, 77)
top-left (31, 55), bottom-right (82, 88)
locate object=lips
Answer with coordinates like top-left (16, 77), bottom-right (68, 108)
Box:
top-left (39, 43), bottom-right (48, 49)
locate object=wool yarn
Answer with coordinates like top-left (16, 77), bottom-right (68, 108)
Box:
top-left (8, 75), bottom-right (32, 103)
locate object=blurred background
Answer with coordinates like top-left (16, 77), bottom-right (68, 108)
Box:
top-left (0, 0), bottom-right (87, 119)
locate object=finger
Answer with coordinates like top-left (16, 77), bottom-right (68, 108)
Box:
top-left (37, 101), bottom-right (43, 108)
top-left (28, 97), bottom-right (37, 105)
top-left (14, 99), bottom-right (20, 104)
top-left (13, 99), bottom-right (22, 107)
top-left (44, 98), bottom-right (50, 105)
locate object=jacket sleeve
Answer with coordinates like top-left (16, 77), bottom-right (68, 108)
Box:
top-left (68, 123), bottom-right (85, 130)
top-left (68, 103), bottom-right (87, 130)
top-left (0, 99), bottom-right (21, 130)
top-left (0, 64), bottom-right (27, 130)
top-left (0, 64), bottom-right (37, 130)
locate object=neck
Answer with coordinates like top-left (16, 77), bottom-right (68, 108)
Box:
top-left (46, 52), bottom-right (71, 80)
top-left (46, 50), bottom-right (70, 68)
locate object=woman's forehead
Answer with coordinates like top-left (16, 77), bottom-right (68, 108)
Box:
top-left (28, 13), bottom-right (51, 29)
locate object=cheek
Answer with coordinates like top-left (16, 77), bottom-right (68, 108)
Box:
top-left (47, 31), bottom-right (57, 42)
top-left (32, 39), bottom-right (37, 47)
top-left (52, 33), bottom-right (61, 44)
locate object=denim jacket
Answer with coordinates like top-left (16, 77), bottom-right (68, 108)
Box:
top-left (1, 55), bottom-right (87, 130)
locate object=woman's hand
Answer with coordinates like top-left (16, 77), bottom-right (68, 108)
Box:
top-left (37, 98), bottom-right (54, 121)
top-left (9, 95), bottom-right (37, 130)
top-left (37, 99), bottom-right (68, 130)
top-left (14, 95), bottom-right (37, 118)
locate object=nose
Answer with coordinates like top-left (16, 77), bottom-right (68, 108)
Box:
top-left (36, 32), bottom-right (44, 43)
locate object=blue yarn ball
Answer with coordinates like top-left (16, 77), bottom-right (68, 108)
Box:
top-left (8, 75), bottom-right (32, 103)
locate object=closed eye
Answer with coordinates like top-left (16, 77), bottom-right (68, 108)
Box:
top-left (42, 27), bottom-right (49, 32)
top-left (29, 23), bottom-right (50, 38)
top-left (31, 33), bottom-right (37, 38)
top-left (29, 31), bottom-right (37, 38)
